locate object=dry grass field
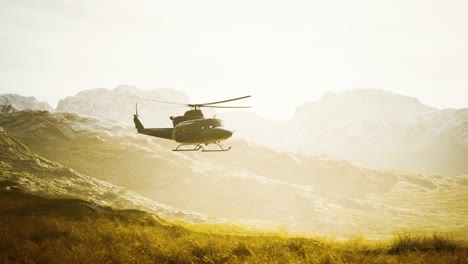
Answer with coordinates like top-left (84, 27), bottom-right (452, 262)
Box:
top-left (0, 188), bottom-right (466, 264)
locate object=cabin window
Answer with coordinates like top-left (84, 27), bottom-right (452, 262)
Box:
top-left (201, 126), bottom-right (204, 130)
top-left (177, 125), bottom-right (191, 134)
top-left (209, 125), bottom-right (213, 129)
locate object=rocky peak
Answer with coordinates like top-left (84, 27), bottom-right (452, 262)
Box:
top-left (0, 94), bottom-right (54, 112)
top-left (56, 85), bottom-right (190, 126)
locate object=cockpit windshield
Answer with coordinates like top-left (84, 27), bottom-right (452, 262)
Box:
top-left (204, 119), bottom-right (222, 129)
top-left (214, 119), bottom-right (223, 127)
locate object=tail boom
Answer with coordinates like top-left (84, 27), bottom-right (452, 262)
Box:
top-left (133, 115), bottom-right (173, 140)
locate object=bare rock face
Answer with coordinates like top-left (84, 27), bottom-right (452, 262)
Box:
top-left (56, 85), bottom-right (191, 127)
top-left (0, 94), bottom-right (53, 112)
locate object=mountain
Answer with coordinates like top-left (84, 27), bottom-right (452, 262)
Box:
top-left (394, 108), bottom-right (468, 175)
top-left (56, 85), bottom-right (193, 127)
top-left (285, 89), bottom-right (468, 175)
top-left (292, 89), bottom-right (435, 123)
top-left (0, 125), bottom-right (208, 222)
top-left (224, 89), bottom-right (468, 176)
top-left (0, 94), bottom-right (53, 111)
top-left (1, 110), bottom-right (466, 238)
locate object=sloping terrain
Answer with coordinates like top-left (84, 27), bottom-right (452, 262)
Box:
top-left (0, 180), bottom-right (162, 224)
top-left (1, 110), bottom-right (466, 238)
top-left (0, 126), bottom-right (207, 222)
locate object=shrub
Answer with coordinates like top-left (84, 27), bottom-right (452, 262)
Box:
top-left (388, 233), bottom-right (459, 254)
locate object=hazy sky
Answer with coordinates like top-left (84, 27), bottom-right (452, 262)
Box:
top-left (1, 0), bottom-right (467, 120)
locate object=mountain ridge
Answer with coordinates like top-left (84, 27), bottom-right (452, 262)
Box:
top-left (2, 87), bottom-right (467, 175)
top-left (223, 90), bottom-right (467, 175)
top-left (55, 85), bottom-right (191, 127)
top-left (0, 94), bottom-right (53, 112)
top-left (293, 89), bottom-right (436, 123)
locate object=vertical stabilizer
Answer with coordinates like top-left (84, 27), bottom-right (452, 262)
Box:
top-left (133, 103), bottom-right (144, 132)
top-left (133, 115), bottom-right (144, 131)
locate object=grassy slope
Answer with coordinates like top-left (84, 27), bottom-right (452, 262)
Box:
top-left (0, 188), bottom-right (466, 264)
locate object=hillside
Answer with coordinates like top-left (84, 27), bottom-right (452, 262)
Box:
top-left (1, 110), bottom-right (466, 239)
top-left (0, 126), bottom-right (207, 222)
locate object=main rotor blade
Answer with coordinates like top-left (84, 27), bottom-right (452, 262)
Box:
top-left (139, 105), bottom-right (187, 109)
top-left (202, 106), bottom-right (252, 108)
top-left (129, 96), bottom-right (188, 106)
top-left (198, 95), bottom-right (251, 106)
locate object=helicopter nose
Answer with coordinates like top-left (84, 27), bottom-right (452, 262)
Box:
top-left (213, 128), bottom-right (233, 140)
top-left (223, 129), bottom-right (233, 139)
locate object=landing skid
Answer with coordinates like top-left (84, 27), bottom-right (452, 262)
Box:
top-left (172, 143), bottom-right (231, 152)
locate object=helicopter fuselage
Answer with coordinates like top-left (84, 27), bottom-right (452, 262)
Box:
top-left (133, 115), bottom-right (232, 144)
top-left (172, 118), bottom-right (232, 144)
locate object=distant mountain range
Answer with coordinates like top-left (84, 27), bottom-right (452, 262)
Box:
top-left (1, 87), bottom-right (467, 175)
top-left (224, 89), bottom-right (468, 176)
top-left (1, 110), bottom-right (466, 238)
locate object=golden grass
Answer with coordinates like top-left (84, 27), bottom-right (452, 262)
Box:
top-left (0, 191), bottom-right (466, 263)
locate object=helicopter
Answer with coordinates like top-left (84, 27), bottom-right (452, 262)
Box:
top-left (132, 95), bottom-right (251, 152)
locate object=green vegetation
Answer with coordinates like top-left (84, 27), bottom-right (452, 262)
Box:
top-left (0, 189), bottom-right (466, 264)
